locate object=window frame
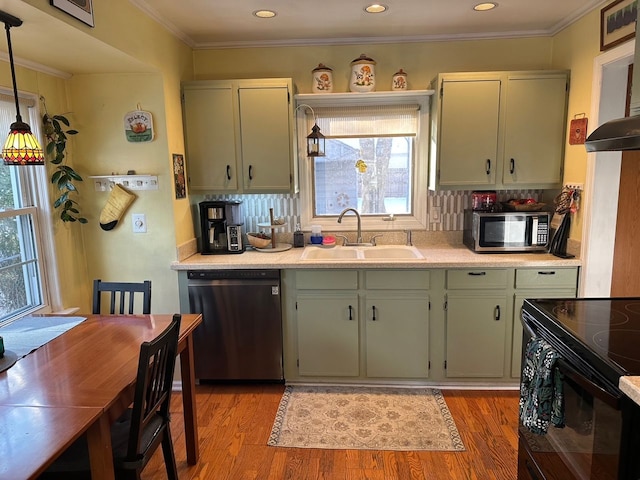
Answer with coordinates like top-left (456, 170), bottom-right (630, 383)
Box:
top-left (0, 89), bottom-right (61, 323)
top-left (295, 91), bottom-right (431, 233)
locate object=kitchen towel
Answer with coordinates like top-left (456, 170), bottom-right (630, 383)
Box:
top-left (519, 337), bottom-right (565, 434)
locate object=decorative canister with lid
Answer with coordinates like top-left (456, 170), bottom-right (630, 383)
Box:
top-left (311, 64), bottom-right (333, 93)
top-left (349, 54), bottom-right (376, 92)
top-left (392, 69), bottom-right (408, 90)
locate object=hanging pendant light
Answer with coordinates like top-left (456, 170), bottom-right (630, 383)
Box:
top-left (0, 10), bottom-right (44, 166)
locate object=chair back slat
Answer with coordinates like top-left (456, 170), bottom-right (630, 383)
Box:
top-left (126, 314), bottom-right (181, 461)
top-left (92, 279), bottom-right (152, 314)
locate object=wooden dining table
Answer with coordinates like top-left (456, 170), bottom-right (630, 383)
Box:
top-left (0, 313), bottom-right (202, 480)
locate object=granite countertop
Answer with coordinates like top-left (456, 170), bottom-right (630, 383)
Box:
top-left (171, 243), bottom-right (581, 270)
top-left (620, 377), bottom-right (640, 407)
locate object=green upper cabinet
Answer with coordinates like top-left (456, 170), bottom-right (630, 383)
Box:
top-left (182, 78), bottom-right (295, 193)
top-left (436, 78), bottom-right (501, 188)
top-left (182, 82), bottom-right (237, 191)
top-left (429, 71), bottom-right (569, 191)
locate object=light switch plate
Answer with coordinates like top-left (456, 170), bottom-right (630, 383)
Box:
top-left (132, 213), bottom-right (146, 233)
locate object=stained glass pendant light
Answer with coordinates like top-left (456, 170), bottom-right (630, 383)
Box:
top-left (0, 10), bottom-right (44, 166)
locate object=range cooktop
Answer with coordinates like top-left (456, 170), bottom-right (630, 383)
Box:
top-left (522, 297), bottom-right (640, 388)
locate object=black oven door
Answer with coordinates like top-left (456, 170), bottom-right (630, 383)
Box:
top-left (519, 324), bottom-right (623, 480)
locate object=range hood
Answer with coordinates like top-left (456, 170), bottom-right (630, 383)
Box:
top-left (585, 33), bottom-right (640, 152)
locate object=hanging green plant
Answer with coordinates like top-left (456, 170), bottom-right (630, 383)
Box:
top-left (42, 112), bottom-right (87, 223)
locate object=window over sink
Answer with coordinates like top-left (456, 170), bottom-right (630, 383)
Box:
top-left (295, 92), bottom-right (431, 232)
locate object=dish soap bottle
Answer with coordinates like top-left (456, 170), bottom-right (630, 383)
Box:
top-left (310, 225), bottom-right (323, 245)
top-left (293, 223), bottom-right (305, 248)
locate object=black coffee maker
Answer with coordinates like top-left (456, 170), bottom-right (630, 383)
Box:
top-left (199, 200), bottom-right (245, 254)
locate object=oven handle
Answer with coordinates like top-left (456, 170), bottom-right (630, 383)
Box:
top-left (556, 358), bottom-right (621, 409)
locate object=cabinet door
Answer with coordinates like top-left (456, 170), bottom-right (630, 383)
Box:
top-left (438, 79), bottom-right (501, 187)
top-left (239, 86), bottom-right (292, 191)
top-left (365, 294), bottom-right (429, 378)
top-left (296, 293), bottom-right (359, 376)
top-left (182, 84), bottom-right (238, 191)
top-left (446, 293), bottom-right (508, 378)
top-left (512, 290), bottom-right (576, 378)
top-left (503, 75), bottom-right (567, 187)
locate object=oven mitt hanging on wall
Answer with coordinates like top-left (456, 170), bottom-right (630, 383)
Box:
top-left (100, 184), bottom-right (136, 231)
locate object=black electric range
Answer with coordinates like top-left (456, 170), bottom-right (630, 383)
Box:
top-left (519, 297), bottom-right (640, 480)
top-left (522, 297), bottom-right (640, 391)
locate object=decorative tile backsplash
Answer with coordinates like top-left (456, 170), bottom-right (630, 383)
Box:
top-left (204, 189), bottom-right (544, 233)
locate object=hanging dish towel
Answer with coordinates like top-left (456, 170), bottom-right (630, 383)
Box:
top-left (519, 337), bottom-right (565, 434)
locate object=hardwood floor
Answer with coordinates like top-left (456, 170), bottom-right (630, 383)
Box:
top-left (143, 384), bottom-right (520, 480)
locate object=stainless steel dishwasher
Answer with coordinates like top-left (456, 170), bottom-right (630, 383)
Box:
top-left (187, 269), bottom-right (283, 382)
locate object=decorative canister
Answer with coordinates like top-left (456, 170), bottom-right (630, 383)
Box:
top-left (311, 63), bottom-right (333, 93)
top-left (392, 69), bottom-right (408, 91)
top-left (349, 54), bottom-right (376, 92)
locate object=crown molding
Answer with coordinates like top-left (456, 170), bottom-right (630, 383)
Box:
top-left (128, 0), bottom-right (195, 48)
top-left (0, 52), bottom-right (71, 79)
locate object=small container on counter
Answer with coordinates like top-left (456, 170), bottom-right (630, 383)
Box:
top-left (293, 224), bottom-right (305, 247)
top-left (310, 225), bottom-right (323, 244)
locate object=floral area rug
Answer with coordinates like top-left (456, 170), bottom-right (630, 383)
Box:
top-left (267, 385), bottom-right (465, 451)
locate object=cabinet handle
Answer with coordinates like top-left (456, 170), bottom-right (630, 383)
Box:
top-left (468, 271), bottom-right (486, 276)
top-left (485, 159), bottom-right (491, 175)
top-left (248, 165), bottom-right (253, 180)
top-left (372, 305), bottom-right (377, 321)
top-left (538, 271), bottom-right (556, 275)
top-left (495, 305), bottom-right (501, 321)
top-left (226, 165), bottom-right (231, 180)
top-left (510, 158), bottom-right (515, 174)
top-left (348, 305), bottom-right (353, 320)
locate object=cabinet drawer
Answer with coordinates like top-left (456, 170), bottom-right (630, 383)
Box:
top-left (365, 270), bottom-right (430, 290)
top-left (447, 269), bottom-right (508, 289)
top-left (296, 270), bottom-right (358, 290)
top-left (515, 268), bottom-right (578, 289)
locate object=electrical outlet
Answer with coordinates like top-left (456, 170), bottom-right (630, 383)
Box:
top-left (430, 206), bottom-right (442, 222)
top-left (132, 213), bottom-right (146, 233)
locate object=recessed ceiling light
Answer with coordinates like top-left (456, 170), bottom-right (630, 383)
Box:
top-left (473, 2), bottom-right (498, 11)
top-left (364, 4), bottom-right (388, 14)
top-left (253, 10), bottom-right (277, 18)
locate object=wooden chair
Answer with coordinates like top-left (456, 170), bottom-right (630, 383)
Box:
top-left (39, 314), bottom-right (182, 480)
top-left (92, 279), bottom-right (151, 315)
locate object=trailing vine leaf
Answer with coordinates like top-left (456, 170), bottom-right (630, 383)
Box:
top-left (42, 112), bottom-right (87, 223)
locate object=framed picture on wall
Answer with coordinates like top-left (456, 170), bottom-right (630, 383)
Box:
top-left (601, 0), bottom-right (638, 51)
top-left (173, 154), bottom-right (187, 200)
top-left (50, 0), bottom-right (94, 27)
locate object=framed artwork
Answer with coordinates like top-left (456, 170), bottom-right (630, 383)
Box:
top-left (50, 0), bottom-right (94, 27)
top-left (173, 154), bottom-right (186, 200)
top-left (601, 0), bottom-right (637, 51)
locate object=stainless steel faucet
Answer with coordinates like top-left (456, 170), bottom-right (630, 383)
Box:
top-left (337, 208), bottom-right (363, 244)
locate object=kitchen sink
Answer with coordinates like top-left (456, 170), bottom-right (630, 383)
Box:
top-left (300, 245), bottom-right (424, 261)
top-left (361, 246), bottom-right (424, 259)
top-left (299, 247), bottom-right (360, 260)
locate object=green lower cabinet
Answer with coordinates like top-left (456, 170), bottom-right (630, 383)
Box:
top-left (445, 293), bottom-right (508, 378)
top-left (296, 293), bottom-right (359, 377)
top-left (364, 294), bottom-right (430, 378)
top-left (511, 290), bottom-right (576, 377)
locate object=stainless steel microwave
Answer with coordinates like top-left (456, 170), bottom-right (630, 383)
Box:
top-left (463, 210), bottom-right (551, 253)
